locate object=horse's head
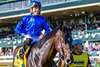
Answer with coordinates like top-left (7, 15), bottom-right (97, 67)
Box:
top-left (54, 29), bottom-right (72, 65)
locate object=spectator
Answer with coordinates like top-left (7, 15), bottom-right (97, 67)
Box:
top-left (68, 39), bottom-right (92, 67)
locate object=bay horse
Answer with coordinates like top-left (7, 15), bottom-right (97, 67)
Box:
top-left (13, 27), bottom-right (72, 67)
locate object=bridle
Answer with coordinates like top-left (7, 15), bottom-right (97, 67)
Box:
top-left (59, 42), bottom-right (71, 64)
top-left (55, 30), bottom-right (72, 66)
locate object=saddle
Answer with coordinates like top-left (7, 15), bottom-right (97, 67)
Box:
top-left (19, 38), bottom-right (35, 58)
top-left (14, 38), bottom-right (37, 67)
top-left (14, 44), bottom-right (31, 67)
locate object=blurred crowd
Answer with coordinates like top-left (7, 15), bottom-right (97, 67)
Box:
top-left (0, 48), bottom-right (13, 56)
top-left (72, 22), bottom-right (100, 32)
top-left (84, 41), bottom-right (100, 56)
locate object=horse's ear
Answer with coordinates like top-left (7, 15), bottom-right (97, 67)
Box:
top-left (53, 22), bottom-right (63, 30)
top-left (69, 23), bottom-right (75, 31)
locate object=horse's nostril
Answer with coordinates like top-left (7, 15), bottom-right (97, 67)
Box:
top-left (67, 59), bottom-right (70, 63)
top-left (64, 59), bottom-right (71, 65)
top-left (66, 59), bottom-right (71, 64)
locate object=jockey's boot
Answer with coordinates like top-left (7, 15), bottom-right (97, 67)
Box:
top-left (19, 38), bottom-right (33, 58)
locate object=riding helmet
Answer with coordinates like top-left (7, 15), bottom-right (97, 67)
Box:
top-left (30, 0), bottom-right (41, 8)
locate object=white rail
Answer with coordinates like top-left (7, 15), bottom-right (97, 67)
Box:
top-left (0, 56), bottom-right (13, 62)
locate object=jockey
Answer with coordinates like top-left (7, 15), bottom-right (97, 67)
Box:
top-left (15, 0), bottom-right (50, 57)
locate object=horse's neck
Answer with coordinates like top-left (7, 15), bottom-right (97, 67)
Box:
top-left (38, 30), bottom-right (63, 66)
top-left (27, 29), bottom-right (64, 67)
top-left (40, 36), bottom-right (58, 63)
top-left (27, 37), bottom-right (57, 66)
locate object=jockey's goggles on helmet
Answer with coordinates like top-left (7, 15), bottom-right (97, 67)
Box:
top-left (30, 1), bottom-right (41, 8)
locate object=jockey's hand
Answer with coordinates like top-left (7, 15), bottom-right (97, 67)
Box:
top-left (39, 34), bottom-right (44, 39)
top-left (24, 34), bottom-right (31, 39)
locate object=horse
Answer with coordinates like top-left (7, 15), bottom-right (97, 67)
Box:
top-left (13, 27), bottom-right (72, 67)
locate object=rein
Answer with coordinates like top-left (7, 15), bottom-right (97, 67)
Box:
top-left (55, 42), bottom-right (65, 64)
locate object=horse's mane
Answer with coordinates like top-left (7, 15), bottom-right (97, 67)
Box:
top-left (33, 27), bottom-right (59, 49)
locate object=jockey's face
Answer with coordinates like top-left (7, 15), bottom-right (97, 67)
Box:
top-left (30, 7), bottom-right (41, 15)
